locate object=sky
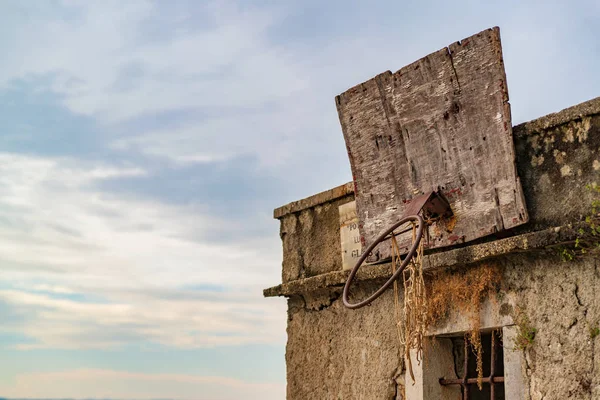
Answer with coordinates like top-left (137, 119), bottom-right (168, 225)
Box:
top-left (0, 1), bottom-right (598, 399)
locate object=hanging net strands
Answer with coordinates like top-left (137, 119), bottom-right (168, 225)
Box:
top-left (391, 222), bottom-right (427, 384)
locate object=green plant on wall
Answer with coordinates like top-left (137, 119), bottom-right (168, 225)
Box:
top-left (559, 247), bottom-right (575, 262)
top-left (559, 183), bottom-right (600, 261)
top-left (514, 309), bottom-right (537, 351)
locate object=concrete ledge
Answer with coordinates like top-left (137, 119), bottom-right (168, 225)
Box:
top-left (273, 182), bottom-right (354, 219)
top-left (263, 224), bottom-right (580, 297)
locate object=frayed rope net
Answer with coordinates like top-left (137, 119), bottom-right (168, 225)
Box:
top-left (390, 222), bottom-right (427, 384)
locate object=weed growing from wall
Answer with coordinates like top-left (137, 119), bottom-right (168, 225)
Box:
top-left (559, 183), bottom-right (600, 261)
top-left (513, 308), bottom-right (537, 351)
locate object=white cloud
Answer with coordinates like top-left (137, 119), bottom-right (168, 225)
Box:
top-left (0, 0), bottom-right (335, 174)
top-left (0, 1), bottom-right (306, 123)
top-left (25, 283), bottom-right (76, 294)
top-left (110, 107), bottom-right (318, 168)
top-left (0, 286), bottom-right (285, 350)
top-left (2, 0), bottom-right (599, 181)
top-left (0, 152), bottom-right (285, 350)
top-left (0, 368), bottom-right (285, 400)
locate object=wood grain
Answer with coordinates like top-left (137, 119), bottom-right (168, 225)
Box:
top-left (336, 27), bottom-right (528, 260)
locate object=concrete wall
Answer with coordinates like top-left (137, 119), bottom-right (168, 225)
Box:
top-left (283, 254), bottom-right (599, 399)
top-left (266, 98), bottom-right (600, 399)
top-left (275, 182), bottom-right (355, 283)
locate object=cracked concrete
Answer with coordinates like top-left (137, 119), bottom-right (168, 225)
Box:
top-left (503, 255), bottom-right (600, 399)
top-left (286, 282), bottom-right (403, 399)
top-left (285, 254), bottom-right (599, 399)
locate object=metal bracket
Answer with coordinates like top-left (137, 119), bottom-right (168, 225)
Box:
top-left (366, 190), bottom-right (453, 264)
top-left (401, 190), bottom-right (453, 221)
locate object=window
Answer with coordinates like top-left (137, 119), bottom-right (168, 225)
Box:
top-left (439, 330), bottom-right (505, 399)
top-left (403, 310), bottom-right (524, 400)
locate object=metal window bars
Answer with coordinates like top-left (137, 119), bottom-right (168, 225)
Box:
top-left (439, 330), bottom-right (505, 399)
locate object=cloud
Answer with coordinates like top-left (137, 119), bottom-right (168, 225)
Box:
top-left (0, 1), bottom-right (306, 122)
top-left (0, 0), bottom-right (346, 183)
top-left (0, 152), bottom-right (285, 350)
top-left (110, 107), bottom-right (319, 168)
top-left (0, 153), bottom-right (280, 285)
top-left (22, 283), bottom-right (75, 294)
top-left (2, 0), bottom-right (599, 185)
top-left (0, 285), bottom-right (285, 350)
top-left (0, 368), bottom-right (285, 400)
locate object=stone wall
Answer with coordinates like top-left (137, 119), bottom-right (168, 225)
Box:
top-left (275, 182), bottom-right (355, 283)
top-left (514, 100), bottom-right (600, 232)
top-left (266, 98), bottom-right (600, 399)
top-left (284, 254), bottom-right (599, 399)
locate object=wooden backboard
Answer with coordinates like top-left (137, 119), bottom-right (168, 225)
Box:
top-left (336, 27), bottom-right (528, 260)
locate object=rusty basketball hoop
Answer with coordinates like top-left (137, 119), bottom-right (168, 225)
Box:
top-left (342, 191), bottom-right (452, 309)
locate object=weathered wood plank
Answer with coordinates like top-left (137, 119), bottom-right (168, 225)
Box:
top-left (336, 27), bottom-right (528, 260)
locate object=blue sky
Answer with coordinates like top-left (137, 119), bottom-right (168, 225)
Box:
top-left (0, 1), bottom-right (598, 399)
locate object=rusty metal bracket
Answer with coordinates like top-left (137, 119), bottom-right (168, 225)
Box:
top-left (365, 190), bottom-right (454, 264)
top-left (402, 190), bottom-right (453, 222)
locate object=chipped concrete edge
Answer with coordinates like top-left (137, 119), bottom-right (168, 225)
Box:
top-left (513, 96), bottom-right (600, 136)
top-left (273, 182), bottom-right (354, 219)
top-left (263, 224), bottom-right (581, 297)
